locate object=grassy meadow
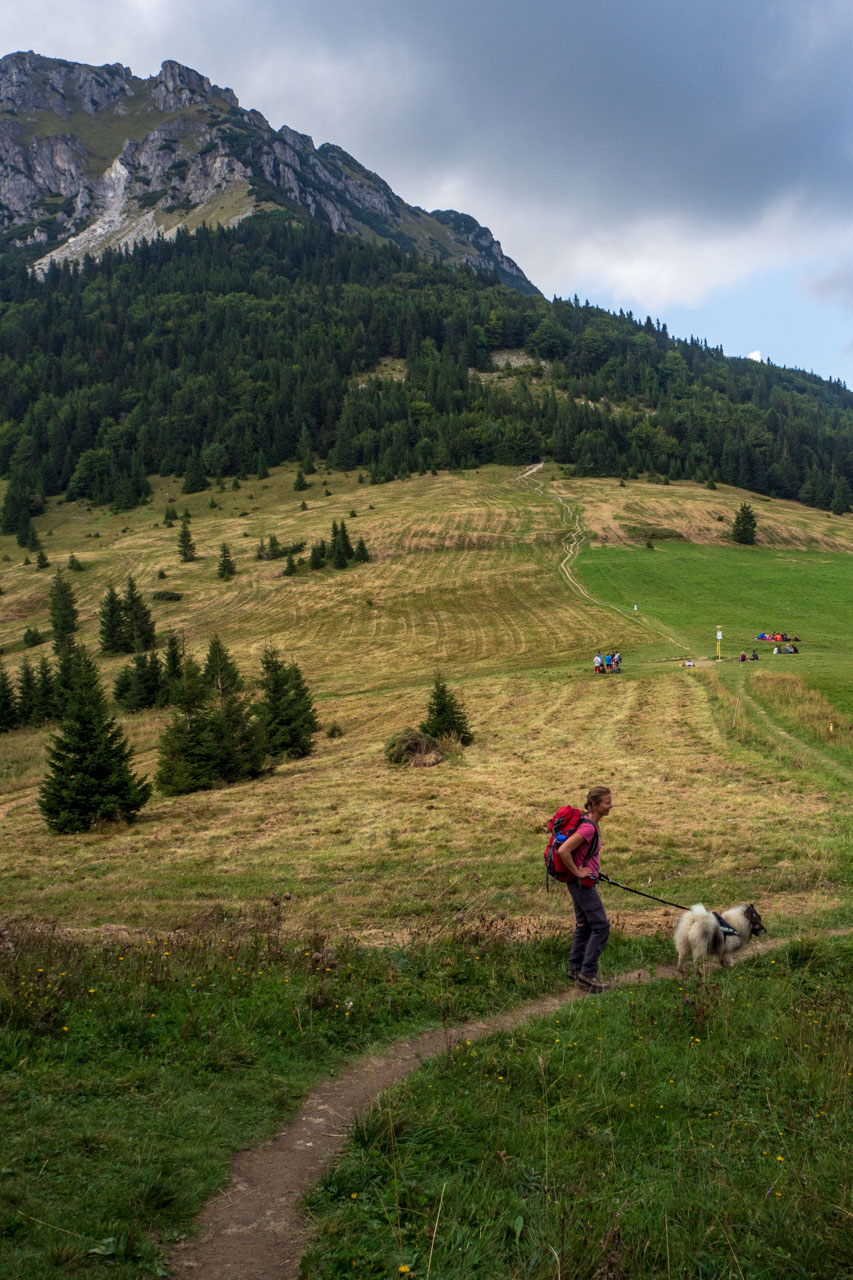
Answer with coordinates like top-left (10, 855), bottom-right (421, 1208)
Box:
top-left (1, 464), bottom-right (852, 1277)
top-left (0, 465), bottom-right (851, 935)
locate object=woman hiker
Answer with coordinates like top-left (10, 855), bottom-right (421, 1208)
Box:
top-left (561, 785), bottom-right (613, 994)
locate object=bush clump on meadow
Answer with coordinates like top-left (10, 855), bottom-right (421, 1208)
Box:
top-left (384, 727), bottom-right (443, 766)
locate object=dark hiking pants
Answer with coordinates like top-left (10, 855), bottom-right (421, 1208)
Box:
top-left (567, 881), bottom-right (610, 977)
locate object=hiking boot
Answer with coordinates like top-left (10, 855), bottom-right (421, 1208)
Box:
top-left (566, 969), bottom-right (579, 983)
top-left (577, 974), bottom-right (607, 994)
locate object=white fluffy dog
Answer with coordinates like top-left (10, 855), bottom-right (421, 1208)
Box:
top-left (674, 903), bottom-right (766, 974)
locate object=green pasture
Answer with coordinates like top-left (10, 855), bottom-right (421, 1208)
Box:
top-left (577, 539), bottom-right (853, 712)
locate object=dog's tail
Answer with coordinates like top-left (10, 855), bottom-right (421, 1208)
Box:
top-left (689, 903), bottom-right (708, 915)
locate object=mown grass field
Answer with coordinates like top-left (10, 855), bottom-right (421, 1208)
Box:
top-left (1, 465), bottom-right (851, 936)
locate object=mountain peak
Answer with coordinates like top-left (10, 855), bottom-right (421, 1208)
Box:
top-left (0, 50), bottom-right (538, 293)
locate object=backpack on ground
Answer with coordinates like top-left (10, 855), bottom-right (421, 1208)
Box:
top-left (543, 805), bottom-right (599, 891)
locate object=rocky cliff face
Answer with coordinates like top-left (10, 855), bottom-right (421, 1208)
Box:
top-left (0, 51), bottom-right (537, 292)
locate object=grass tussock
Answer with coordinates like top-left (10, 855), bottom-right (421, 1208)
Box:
top-left (304, 936), bottom-right (853, 1279)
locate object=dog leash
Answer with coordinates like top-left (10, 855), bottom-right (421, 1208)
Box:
top-left (595, 875), bottom-right (690, 912)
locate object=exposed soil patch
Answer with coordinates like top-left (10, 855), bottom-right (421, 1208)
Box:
top-left (168, 933), bottom-right (804, 1280)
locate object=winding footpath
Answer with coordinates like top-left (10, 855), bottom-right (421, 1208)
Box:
top-left (168, 939), bottom-right (808, 1280)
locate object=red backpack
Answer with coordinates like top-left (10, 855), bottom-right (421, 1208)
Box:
top-left (543, 806), bottom-right (599, 890)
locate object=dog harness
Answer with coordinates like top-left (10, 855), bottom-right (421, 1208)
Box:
top-left (712, 912), bottom-right (739, 938)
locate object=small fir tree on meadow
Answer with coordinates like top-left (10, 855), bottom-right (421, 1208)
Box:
top-left (353, 537), bottom-right (369, 563)
top-left (17, 657), bottom-right (37, 726)
top-left (338, 519), bottom-right (354, 559)
top-left (67, 554), bottom-right (83, 571)
top-left (114, 651), bottom-right (162, 713)
top-left (294, 465), bottom-right (308, 492)
top-left (420, 672), bottom-right (473, 745)
top-left (156, 658), bottom-right (263, 796)
top-left (177, 516), bottom-right (196, 563)
top-left (283, 552), bottom-right (296, 577)
top-left (217, 543), bottom-right (236, 579)
top-left (309, 541), bottom-right (326, 570)
top-left (202, 635), bottom-right (243, 697)
top-left (331, 537), bottom-right (348, 569)
top-left (33, 654), bottom-right (57, 725)
top-left (36, 548), bottom-right (49, 570)
top-left (122, 576), bottom-right (156, 652)
top-left (23, 626), bottom-right (44, 648)
top-left (163, 505), bottom-right (178, 525)
top-left (99, 584), bottom-right (127, 653)
top-left (39, 646), bottom-right (151, 833)
top-left (163, 633), bottom-right (184, 687)
top-left (732, 502), bottom-right (757, 544)
top-left (0, 664), bottom-right (19, 732)
top-left (255, 646), bottom-right (319, 760)
top-left (49, 568), bottom-right (78, 653)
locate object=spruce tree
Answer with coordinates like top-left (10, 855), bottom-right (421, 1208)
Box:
top-left (36, 548), bottom-right (50, 570)
top-left (256, 450), bottom-right (269, 479)
top-left (284, 552), bottom-right (296, 576)
top-left (49, 569), bottom-right (78, 653)
top-left (99, 585), bottom-right (128, 653)
top-left (217, 543), bottom-right (236, 579)
top-left (309, 541), bottom-right (326, 570)
top-left (732, 502), bottom-right (757, 544)
top-left (17, 657), bottom-right (37, 726)
top-left (0, 664), bottom-right (19, 732)
top-left (353, 537), bottom-right (369, 563)
top-left (255, 646), bottom-right (319, 760)
top-left (38, 646), bottom-right (151, 833)
top-left (338, 519), bottom-right (354, 559)
top-left (162, 633), bottom-right (184, 693)
top-left (177, 516), bottom-right (196, 562)
top-left (122, 576), bottom-right (156, 651)
top-left (156, 653), bottom-right (262, 796)
top-left (33, 654), bottom-right (57, 724)
top-left (202, 635), bottom-right (242, 697)
top-left (420, 672), bottom-right (473, 745)
top-left (294, 465), bottom-right (308, 492)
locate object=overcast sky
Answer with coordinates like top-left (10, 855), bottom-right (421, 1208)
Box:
top-left (5, 0), bottom-right (853, 382)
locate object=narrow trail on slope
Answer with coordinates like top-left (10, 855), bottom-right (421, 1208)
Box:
top-left (169, 936), bottom-right (806, 1280)
top-left (515, 464), bottom-right (685, 649)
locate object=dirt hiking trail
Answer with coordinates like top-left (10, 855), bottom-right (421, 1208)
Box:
top-left (169, 937), bottom-right (796, 1280)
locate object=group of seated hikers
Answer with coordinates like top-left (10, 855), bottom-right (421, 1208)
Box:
top-left (741, 641), bottom-right (799, 660)
top-left (755, 631), bottom-right (800, 643)
top-left (593, 650), bottom-right (621, 674)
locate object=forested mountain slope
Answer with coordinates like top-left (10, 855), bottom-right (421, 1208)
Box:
top-left (1, 212), bottom-right (852, 543)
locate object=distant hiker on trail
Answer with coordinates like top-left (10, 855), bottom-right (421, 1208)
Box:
top-left (633, 601), bottom-right (638, 617)
top-left (613, 651), bottom-right (621, 672)
top-left (593, 651), bottom-right (603, 675)
top-left (604, 652), bottom-right (613, 672)
top-left (750, 650), bottom-right (759, 661)
top-left (739, 651), bottom-right (747, 662)
top-left (561, 786), bottom-right (613, 994)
